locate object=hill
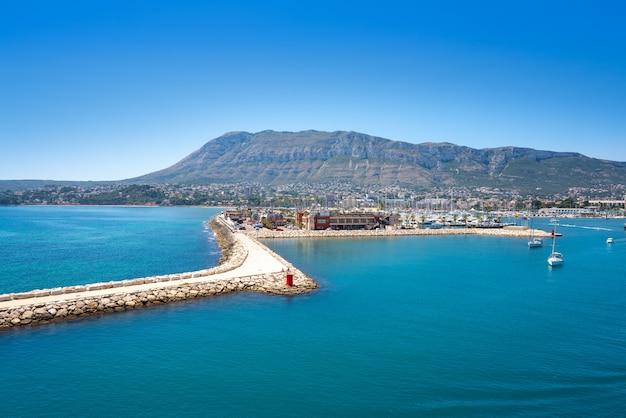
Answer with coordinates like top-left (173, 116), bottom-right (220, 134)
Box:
top-left (130, 130), bottom-right (626, 194)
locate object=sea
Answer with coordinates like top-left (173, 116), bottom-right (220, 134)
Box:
top-left (1, 206), bottom-right (625, 417)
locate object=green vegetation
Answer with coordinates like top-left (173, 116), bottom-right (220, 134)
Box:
top-left (77, 185), bottom-right (166, 205)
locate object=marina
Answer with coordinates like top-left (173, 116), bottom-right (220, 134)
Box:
top-left (0, 212), bottom-right (552, 329)
top-left (0, 208), bottom-right (624, 416)
top-left (1, 208), bottom-right (621, 329)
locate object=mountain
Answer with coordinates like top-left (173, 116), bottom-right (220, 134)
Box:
top-left (131, 130), bottom-right (626, 193)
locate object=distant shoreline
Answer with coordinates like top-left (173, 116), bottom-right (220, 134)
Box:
top-left (0, 204), bottom-right (225, 208)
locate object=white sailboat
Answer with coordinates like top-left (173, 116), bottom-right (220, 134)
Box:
top-left (527, 220), bottom-right (543, 248)
top-left (547, 223), bottom-right (563, 266)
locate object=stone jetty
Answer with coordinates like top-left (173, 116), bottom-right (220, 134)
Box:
top-left (0, 215), bottom-right (318, 330)
top-left (0, 217), bottom-right (549, 330)
top-left (249, 225), bottom-right (552, 239)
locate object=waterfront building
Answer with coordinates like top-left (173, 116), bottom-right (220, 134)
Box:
top-left (297, 211), bottom-right (399, 230)
top-left (539, 207), bottom-right (594, 217)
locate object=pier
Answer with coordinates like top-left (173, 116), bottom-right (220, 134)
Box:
top-left (249, 225), bottom-right (552, 239)
top-left (0, 216), bottom-right (550, 330)
top-left (0, 216), bottom-right (318, 330)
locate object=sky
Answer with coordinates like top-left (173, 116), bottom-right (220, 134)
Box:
top-left (1, 1), bottom-right (625, 181)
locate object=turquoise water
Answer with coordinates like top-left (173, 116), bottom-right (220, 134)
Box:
top-left (1, 208), bottom-right (625, 416)
top-left (0, 206), bottom-right (221, 293)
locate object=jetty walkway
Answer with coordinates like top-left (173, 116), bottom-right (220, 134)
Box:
top-left (0, 217), bottom-right (549, 330)
top-left (0, 216), bottom-right (318, 329)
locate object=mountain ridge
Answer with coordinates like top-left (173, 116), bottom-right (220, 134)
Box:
top-left (130, 130), bottom-right (625, 194)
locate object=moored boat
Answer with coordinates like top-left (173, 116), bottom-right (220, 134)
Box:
top-left (547, 225), bottom-right (564, 266)
top-left (548, 251), bottom-right (564, 266)
top-left (527, 220), bottom-right (543, 248)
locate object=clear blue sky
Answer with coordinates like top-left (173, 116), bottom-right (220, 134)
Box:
top-left (2, 1), bottom-right (625, 181)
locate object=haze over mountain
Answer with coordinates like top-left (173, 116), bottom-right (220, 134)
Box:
top-left (130, 130), bottom-right (626, 194)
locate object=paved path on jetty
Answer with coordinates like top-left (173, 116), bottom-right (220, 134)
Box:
top-left (0, 219), bottom-right (546, 328)
top-left (0, 224), bottom-right (548, 312)
top-left (0, 232), bottom-right (290, 311)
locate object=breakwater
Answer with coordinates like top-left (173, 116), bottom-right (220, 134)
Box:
top-left (0, 220), bottom-right (547, 330)
top-left (250, 225), bottom-right (551, 239)
top-left (0, 216), bottom-right (318, 330)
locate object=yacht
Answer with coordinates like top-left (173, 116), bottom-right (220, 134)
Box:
top-left (547, 226), bottom-right (564, 266)
top-left (547, 249), bottom-right (564, 266)
top-left (527, 220), bottom-right (543, 248)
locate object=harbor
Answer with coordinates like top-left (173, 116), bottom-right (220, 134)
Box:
top-left (1, 210), bottom-right (624, 416)
top-left (0, 212), bottom-right (554, 329)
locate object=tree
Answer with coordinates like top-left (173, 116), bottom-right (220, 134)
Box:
top-left (558, 197), bottom-right (577, 208)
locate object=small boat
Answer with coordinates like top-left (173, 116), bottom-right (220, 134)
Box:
top-left (527, 220), bottom-right (543, 248)
top-left (547, 225), bottom-right (564, 266)
top-left (548, 251), bottom-right (564, 266)
top-left (607, 237), bottom-right (614, 244)
top-left (477, 221), bottom-right (503, 228)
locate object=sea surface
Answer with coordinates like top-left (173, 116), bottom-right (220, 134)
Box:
top-left (0, 206), bottom-right (221, 294)
top-left (1, 207), bottom-right (625, 417)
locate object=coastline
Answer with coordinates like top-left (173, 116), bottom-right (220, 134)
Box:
top-left (0, 215), bottom-right (318, 330)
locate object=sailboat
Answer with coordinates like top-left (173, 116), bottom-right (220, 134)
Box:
top-left (547, 222), bottom-right (563, 266)
top-left (527, 220), bottom-right (543, 248)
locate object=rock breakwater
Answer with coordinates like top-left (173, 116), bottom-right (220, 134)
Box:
top-left (250, 225), bottom-right (551, 239)
top-left (0, 216), bottom-right (318, 330)
top-left (0, 272), bottom-right (315, 329)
